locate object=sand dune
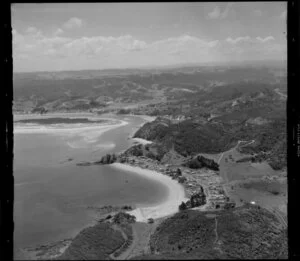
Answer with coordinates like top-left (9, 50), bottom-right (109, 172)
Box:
top-left (110, 163), bottom-right (188, 222)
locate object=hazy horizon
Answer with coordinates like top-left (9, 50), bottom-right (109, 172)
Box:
top-left (12, 58), bottom-right (287, 75)
top-left (12, 2), bottom-right (287, 73)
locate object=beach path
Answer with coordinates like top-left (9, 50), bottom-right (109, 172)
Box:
top-left (114, 219), bottom-right (164, 260)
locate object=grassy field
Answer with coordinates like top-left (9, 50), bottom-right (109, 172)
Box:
top-left (219, 144), bottom-right (277, 183)
top-left (225, 178), bottom-right (287, 215)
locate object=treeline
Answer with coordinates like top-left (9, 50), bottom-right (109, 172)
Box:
top-left (183, 156), bottom-right (219, 171)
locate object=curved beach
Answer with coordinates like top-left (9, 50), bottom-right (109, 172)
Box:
top-left (110, 163), bottom-right (188, 222)
top-left (14, 119), bottom-right (128, 134)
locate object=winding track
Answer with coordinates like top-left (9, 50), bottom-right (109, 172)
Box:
top-left (264, 206), bottom-right (287, 229)
top-left (217, 139), bottom-right (256, 204)
top-left (109, 225), bottom-right (129, 260)
top-left (217, 140), bottom-right (255, 164)
top-left (214, 217), bottom-right (219, 244)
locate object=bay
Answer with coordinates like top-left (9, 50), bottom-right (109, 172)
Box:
top-left (13, 115), bottom-right (167, 251)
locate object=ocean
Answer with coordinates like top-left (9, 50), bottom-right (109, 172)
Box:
top-left (13, 115), bottom-right (168, 252)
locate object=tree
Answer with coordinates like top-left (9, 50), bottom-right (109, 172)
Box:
top-left (179, 201), bottom-right (187, 211)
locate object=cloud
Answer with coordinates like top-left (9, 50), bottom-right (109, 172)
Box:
top-left (256, 36), bottom-right (275, 43)
top-left (280, 10), bottom-right (287, 20)
top-left (208, 3), bottom-right (234, 19)
top-left (38, 36), bottom-right (71, 47)
top-left (208, 6), bottom-right (221, 19)
top-left (63, 17), bottom-right (83, 29)
top-left (253, 9), bottom-right (262, 16)
top-left (220, 35), bottom-right (285, 62)
top-left (46, 35), bottom-right (148, 58)
top-left (25, 26), bottom-right (39, 34)
top-left (125, 39), bottom-right (147, 51)
top-left (12, 29), bottom-right (24, 46)
top-left (226, 36), bottom-right (275, 45)
top-left (12, 28), bottom-right (286, 72)
top-left (54, 28), bottom-right (64, 36)
top-left (226, 36), bottom-right (251, 44)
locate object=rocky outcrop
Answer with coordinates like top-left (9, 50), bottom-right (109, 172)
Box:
top-left (183, 155), bottom-right (219, 171)
top-left (77, 153), bottom-right (118, 166)
top-left (112, 212), bottom-right (136, 224)
top-left (96, 153), bottom-right (118, 164)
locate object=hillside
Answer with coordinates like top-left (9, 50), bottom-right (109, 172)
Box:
top-left (13, 64), bottom-right (286, 114)
top-left (133, 114), bottom-right (286, 170)
top-left (132, 204), bottom-right (287, 259)
top-left (13, 64), bottom-right (286, 169)
top-left (58, 223), bottom-right (125, 260)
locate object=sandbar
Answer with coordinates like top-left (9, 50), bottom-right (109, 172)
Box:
top-left (14, 119), bottom-right (128, 135)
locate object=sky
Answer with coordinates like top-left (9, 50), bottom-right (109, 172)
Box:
top-left (12, 2), bottom-right (287, 72)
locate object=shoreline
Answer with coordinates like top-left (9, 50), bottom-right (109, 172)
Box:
top-left (13, 119), bottom-right (128, 135)
top-left (110, 163), bottom-right (189, 222)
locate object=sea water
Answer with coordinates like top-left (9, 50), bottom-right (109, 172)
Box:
top-left (13, 115), bottom-right (167, 251)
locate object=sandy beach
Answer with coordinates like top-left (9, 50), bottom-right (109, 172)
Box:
top-left (110, 163), bottom-right (188, 222)
top-left (14, 112), bottom-right (96, 120)
top-left (137, 115), bottom-right (156, 122)
top-left (132, 138), bottom-right (153, 145)
top-left (14, 119), bottom-right (128, 135)
top-left (14, 118), bottom-right (129, 151)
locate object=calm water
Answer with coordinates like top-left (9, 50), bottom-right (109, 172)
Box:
top-left (14, 115), bottom-right (167, 251)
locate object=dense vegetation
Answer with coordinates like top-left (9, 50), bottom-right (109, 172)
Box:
top-left (122, 143), bottom-right (169, 162)
top-left (183, 155), bottom-right (219, 170)
top-left (134, 118), bottom-right (234, 156)
top-left (237, 119), bottom-right (286, 170)
top-left (112, 212), bottom-right (136, 224)
top-left (133, 204), bottom-right (287, 259)
top-left (134, 108), bottom-right (286, 170)
top-left (179, 189), bottom-right (206, 211)
top-left (58, 223), bottom-right (125, 260)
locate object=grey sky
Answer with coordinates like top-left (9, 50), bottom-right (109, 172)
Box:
top-left (12, 2), bottom-right (287, 72)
